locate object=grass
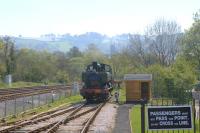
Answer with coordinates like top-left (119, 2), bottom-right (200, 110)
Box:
top-left (150, 98), bottom-right (175, 106)
top-left (0, 81), bottom-right (57, 89)
top-left (119, 87), bottom-right (126, 103)
top-left (130, 105), bottom-right (141, 133)
top-left (2, 94), bottom-right (83, 124)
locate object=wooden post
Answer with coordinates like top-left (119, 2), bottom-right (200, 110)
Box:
top-left (31, 95), bottom-right (34, 109)
top-left (38, 94), bottom-right (40, 106)
top-left (59, 91), bottom-right (61, 99)
top-left (45, 94), bottom-right (48, 104)
top-left (23, 97), bottom-right (25, 111)
top-left (51, 93), bottom-right (54, 103)
top-left (193, 99), bottom-right (196, 133)
top-left (4, 100), bottom-right (7, 117)
top-left (14, 99), bottom-right (16, 115)
top-left (141, 100), bottom-right (145, 133)
top-left (65, 91), bottom-right (67, 98)
top-left (199, 99), bottom-right (200, 133)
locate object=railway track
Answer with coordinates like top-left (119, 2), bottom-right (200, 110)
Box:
top-left (0, 85), bottom-right (71, 102)
top-left (0, 85), bottom-right (67, 95)
top-left (0, 99), bottom-right (108, 133)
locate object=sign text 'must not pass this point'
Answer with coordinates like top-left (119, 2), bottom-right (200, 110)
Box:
top-left (147, 106), bottom-right (192, 130)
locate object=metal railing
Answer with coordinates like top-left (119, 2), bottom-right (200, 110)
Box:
top-left (0, 83), bottom-right (80, 119)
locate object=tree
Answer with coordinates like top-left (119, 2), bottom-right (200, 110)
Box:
top-left (110, 53), bottom-right (125, 79)
top-left (0, 39), bottom-right (3, 49)
top-left (128, 34), bottom-right (158, 67)
top-left (146, 18), bottom-right (182, 66)
top-left (181, 10), bottom-right (200, 80)
top-left (146, 64), bottom-right (170, 98)
top-left (128, 35), bottom-right (146, 65)
top-left (170, 57), bottom-right (196, 103)
top-left (84, 43), bottom-right (108, 65)
top-left (67, 46), bottom-right (82, 58)
top-left (0, 39), bottom-right (5, 78)
top-left (193, 9), bottom-right (200, 22)
top-left (66, 57), bottom-right (84, 81)
top-left (55, 70), bottom-right (69, 84)
top-left (14, 49), bottom-right (57, 82)
top-left (2, 36), bottom-right (16, 75)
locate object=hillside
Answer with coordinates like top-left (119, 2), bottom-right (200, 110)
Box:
top-left (12, 32), bottom-right (131, 53)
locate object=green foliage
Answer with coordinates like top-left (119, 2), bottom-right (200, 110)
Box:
top-left (182, 10), bottom-right (200, 76)
top-left (55, 70), bottom-right (69, 84)
top-left (0, 39), bottom-right (3, 49)
top-left (1, 36), bottom-right (16, 75)
top-left (170, 57), bottom-right (196, 103)
top-left (9, 47), bottom-right (83, 83)
top-left (119, 87), bottom-right (126, 104)
top-left (14, 49), bottom-right (56, 82)
top-left (67, 57), bottom-right (84, 81)
top-left (67, 46), bottom-right (82, 58)
top-left (145, 57), bottom-right (196, 103)
top-left (193, 9), bottom-right (200, 22)
top-left (146, 64), bottom-right (170, 98)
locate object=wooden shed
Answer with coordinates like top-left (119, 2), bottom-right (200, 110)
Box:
top-left (124, 74), bottom-right (152, 103)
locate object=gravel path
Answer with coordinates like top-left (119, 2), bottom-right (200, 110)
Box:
top-left (88, 103), bottom-right (118, 133)
top-left (113, 104), bottom-right (132, 133)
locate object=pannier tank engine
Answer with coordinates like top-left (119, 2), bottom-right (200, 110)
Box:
top-left (80, 62), bottom-right (113, 101)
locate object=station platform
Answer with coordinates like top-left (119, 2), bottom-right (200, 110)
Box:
top-left (113, 104), bottom-right (132, 133)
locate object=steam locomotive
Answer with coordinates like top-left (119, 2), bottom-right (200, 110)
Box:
top-left (80, 62), bottom-right (113, 101)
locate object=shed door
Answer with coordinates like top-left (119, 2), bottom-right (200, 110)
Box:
top-left (126, 81), bottom-right (140, 101)
top-left (141, 82), bottom-right (149, 100)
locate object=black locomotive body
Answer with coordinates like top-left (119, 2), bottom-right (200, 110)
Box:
top-left (80, 62), bottom-right (113, 101)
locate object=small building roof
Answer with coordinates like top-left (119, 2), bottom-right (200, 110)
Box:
top-left (124, 74), bottom-right (152, 81)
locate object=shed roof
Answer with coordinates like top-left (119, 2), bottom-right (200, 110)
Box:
top-left (124, 74), bottom-right (152, 81)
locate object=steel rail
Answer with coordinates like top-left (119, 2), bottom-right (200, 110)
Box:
top-left (0, 86), bottom-right (71, 102)
top-left (44, 103), bottom-right (86, 133)
top-left (80, 102), bottom-right (105, 133)
top-left (0, 85), bottom-right (69, 95)
top-left (23, 103), bottom-right (86, 133)
top-left (0, 105), bottom-right (78, 133)
top-left (45, 102), bottom-right (105, 133)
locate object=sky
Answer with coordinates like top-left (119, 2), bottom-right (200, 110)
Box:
top-left (0, 0), bottom-right (199, 37)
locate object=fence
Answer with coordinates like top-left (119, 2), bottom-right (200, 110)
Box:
top-left (137, 98), bottom-right (200, 133)
top-left (145, 98), bottom-right (195, 133)
top-left (193, 92), bottom-right (200, 133)
top-left (0, 83), bottom-right (80, 119)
